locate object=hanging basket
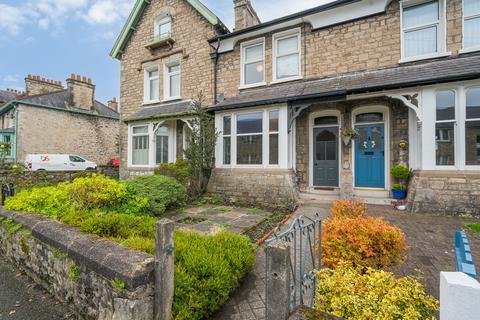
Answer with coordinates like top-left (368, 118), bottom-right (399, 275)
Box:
top-left (342, 136), bottom-right (352, 146)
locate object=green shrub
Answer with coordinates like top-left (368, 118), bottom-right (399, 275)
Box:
top-left (67, 174), bottom-right (128, 209)
top-left (154, 159), bottom-right (190, 185)
top-left (173, 231), bottom-right (256, 320)
top-left (126, 175), bottom-right (186, 216)
top-left (314, 265), bottom-right (439, 320)
top-left (391, 165), bottom-right (410, 179)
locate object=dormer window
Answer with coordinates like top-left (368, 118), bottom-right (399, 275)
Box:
top-left (155, 15), bottom-right (172, 41)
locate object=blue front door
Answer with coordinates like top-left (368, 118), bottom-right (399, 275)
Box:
top-left (354, 124), bottom-right (385, 188)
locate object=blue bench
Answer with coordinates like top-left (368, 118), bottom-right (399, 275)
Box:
top-left (455, 231), bottom-right (477, 280)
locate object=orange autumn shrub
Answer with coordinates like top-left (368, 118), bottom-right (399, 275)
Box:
top-left (331, 198), bottom-right (367, 219)
top-left (322, 215), bottom-right (408, 269)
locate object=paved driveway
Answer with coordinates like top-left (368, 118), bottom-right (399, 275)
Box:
top-left (0, 257), bottom-right (70, 320)
top-left (213, 202), bottom-right (480, 319)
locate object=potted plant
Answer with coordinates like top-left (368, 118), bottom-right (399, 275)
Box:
top-left (390, 165), bottom-right (410, 200)
top-left (340, 128), bottom-right (359, 146)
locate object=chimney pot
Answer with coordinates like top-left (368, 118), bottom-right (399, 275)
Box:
top-left (87, 78), bottom-right (92, 84)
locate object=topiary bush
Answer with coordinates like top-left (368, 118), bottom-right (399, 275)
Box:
top-left (314, 264), bottom-right (439, 320)
top-left (322, 215), bottom-right (408, 269)
top-left (330, 198), bottom-right (367, 220)
top-left (154, 159), bottom-right (190, 185)
top-left (391, 165), bottom-right (410, 180)
top-left (125, 175), bottom-right (186, 216)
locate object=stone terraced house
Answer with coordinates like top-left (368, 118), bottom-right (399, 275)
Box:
top-left (0, 75), bottom-right (119, 166)
top-left (112, 0), bottom-right (480, 215)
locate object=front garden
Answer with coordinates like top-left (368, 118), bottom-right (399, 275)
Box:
top-left (3, 173), bottom-right (256, 320)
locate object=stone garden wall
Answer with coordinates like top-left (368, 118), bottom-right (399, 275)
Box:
top-left (0, 210), bottom-right (154, 320)
top-left (207, 168), bottom-right (298, 210)
top-left (407, 170), bottom-right (480, 216)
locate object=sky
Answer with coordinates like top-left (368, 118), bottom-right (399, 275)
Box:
top-left (0, 0), bottom-right (331, 104)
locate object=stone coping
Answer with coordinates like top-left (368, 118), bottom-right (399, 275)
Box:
top-left (0, 209), bottom-right (154, 289)
top-left (212, 167), bottom-right (295, 174)
top-left (412, 170), bottom-right (480, 179)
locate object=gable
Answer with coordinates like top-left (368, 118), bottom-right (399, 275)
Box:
top-left (110, 0), bottom-right (229, 60)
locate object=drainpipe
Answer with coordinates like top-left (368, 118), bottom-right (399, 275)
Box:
top-left (210, 38), bottom-right (221, 104)
top-left (13, 103), bottom-right (18, 164)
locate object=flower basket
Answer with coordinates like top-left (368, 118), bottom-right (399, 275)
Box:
top-left (339, 128), bottom-right (358, 146)
top-left (342, 136), bottom-right (352, 146)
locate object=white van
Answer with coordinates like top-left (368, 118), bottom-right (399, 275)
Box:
top-left (25, 154), bottom-right (97, 171)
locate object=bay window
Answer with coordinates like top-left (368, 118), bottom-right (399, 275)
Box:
top-left (435, 90), bottom-right (456, 166)
top-left (164, 63), bottom-right (181, 100)
top-left (273, 29), bottom-right (301, 81)
top-left (401, 0), bottom-right (445, 59)
top-left (144, 68), bottom-right (159, 103)
top-left (241, 40), bottom-right (265, 87)
top-left (218, 107), bottom-right (286, 168)
top-left (465, 87), bottom-right (480, 165)
top-left (463, 0), bottom-right (480, 49)
top-left (132, 126), bottom-right (149, 165)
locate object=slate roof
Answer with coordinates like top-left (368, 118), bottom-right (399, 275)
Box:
top-left (124, 100), bottom-right (194, 122)
top-left (0, 90), bottom-right (119, 119)
top-left (0, 90), bottom-right (18, 104)
top-left (212, 54), bottom-right (480, 111)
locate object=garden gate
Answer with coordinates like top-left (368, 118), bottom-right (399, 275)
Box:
top-left (265, 214), bottom-right (322, 317)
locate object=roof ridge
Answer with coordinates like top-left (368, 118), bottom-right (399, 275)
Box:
top-left (18, 89), bottom-right (67, 101)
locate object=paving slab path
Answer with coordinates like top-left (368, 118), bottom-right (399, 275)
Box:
top-left (0, 256), bottom-right (71, 320)
top-left (213, 202), bottom-right (480, 319)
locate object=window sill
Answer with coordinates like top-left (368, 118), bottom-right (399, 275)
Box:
top-left (162, 97), bottom-right (182, 103)
top-left (398, 52), bottom-right (451, 64)
top-left (270, 76), bottom-right (303, 85)
top-left (239, 82), bottom-right (267, 90)
top-left (459, 47), bottom-right (480, 55)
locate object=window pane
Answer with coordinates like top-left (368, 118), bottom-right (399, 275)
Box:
top-left (223, 116), bottom-right (231, 135)
top-left (277, 53), bottom-right (299, 79)
top-left (133, 136), bottom-right (149, 165)
top-left (157, 126), bottom-right (168, 135)
top-left (355, 113), bottom-right (383, 123)
top-left (435, 122), bottom-right (455, 166)
top-left (245, 61), bottom-right (264, 85)
top-left (466, 121), bottom-right (480, 165)
top-left (403, 1), bottom-right (439, 29)
top-left (269, 134), bottom-right (279, 165)
top-left (277, 35), bottom-right (298, 55)
top-left (149, 70), bottom-right (158, 78)
top-left (269, 110), bottom-right (279, 132)
top-left (133, 126), bottom-right (148, 134)
top-left (465, 17), bottom-right (480, 48)
top-left (223, 137), bottom-right (231, 165)
top-left (314, 116), bottom-right (338, 126)
top-left (436, 90), bottom-right (455, 121)
top-left (156, 135), bottom-right (169, 164)
top-left (170, 74), bottom-right (180, 97)
top-left (237, 135), bottom-right (262, 165)
top-left (465, 0), bottom-right (480, 16)
top-left (404, 26), bottom-right (437, 57)
top-left (467, 88), bottom-right (480, 119)
top-left (150, 78), bottom-right (159, 100)
top-left (245, 44), bottom-right (263, 62)
top-left (237, 112), bottom-right (263, 134)
top-left (169, 64), bottom-right (180, 73)
top-left (159, 21), bottom-right (171, 37)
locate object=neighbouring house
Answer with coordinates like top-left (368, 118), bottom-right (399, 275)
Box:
top-left (113, 0), bottom-right (480, 215)
top-left (0, 74), bottom-right (120, 166)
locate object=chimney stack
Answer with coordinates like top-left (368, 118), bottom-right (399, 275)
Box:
top-left (233, 0), bottom-right (260, 31)
top-left (25, 74), bottom-right (63, 96)
top-left (66, 74), bottom-right (95, 110)
top-left (107, 97), bottom-right (118, 113)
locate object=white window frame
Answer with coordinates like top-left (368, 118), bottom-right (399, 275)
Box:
top-left (127, 121), bottom-right (176, 168)
top-left (144, 66), bottom-right (160, 104)
top-left (154, 15), bottom-right (172, 41)
top-left (240, 38), bottom-right (266, 89)
top-left (215, 105), bottom-right (289, 169)
top-left (464, 86), bottom-right (480, 167)
top-left (421, 81), bottom-right (480, 171)
top-left (272, 28), bottom-right (302, 83)
top-left (461, 0), bottom-right (480, 53)
top-left (399, 0), bottom-right (450, 63)
top-left (434, 89), bottom-right (457, 168)
top-left (268, 110), bottom-right (280, 165)
top-left (222, 115), bottom-right (232, 165)
top-left (163, 62), bottom-right (181, 101)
